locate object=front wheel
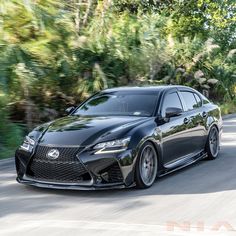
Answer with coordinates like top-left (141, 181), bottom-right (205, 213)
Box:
top-left (206, 126), bottom-right (220, 160)
top-left (135, 142), bottom-right (158, 189)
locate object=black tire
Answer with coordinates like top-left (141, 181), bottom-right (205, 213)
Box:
top-left (135, 142), bottom-right (158, 189)
top-left (205, 126), bottom-right (220, 160)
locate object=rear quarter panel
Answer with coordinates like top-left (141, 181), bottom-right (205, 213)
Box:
top-left (204, 103), bottom-right (223, 139)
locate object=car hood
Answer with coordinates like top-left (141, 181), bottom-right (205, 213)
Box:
top-left (36, 115), bottom-right (150, 146)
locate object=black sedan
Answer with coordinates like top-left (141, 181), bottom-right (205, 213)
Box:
top-left (15, 86), bottom-right (222, 190)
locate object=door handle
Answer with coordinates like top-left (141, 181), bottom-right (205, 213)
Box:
top-left (184, 117), bottom-right (190, 125)
top-left (202, 111), bottom-right (208, 118)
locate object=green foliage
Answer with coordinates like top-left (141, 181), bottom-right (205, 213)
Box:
top-left (0, 95), bottom-right (24, 159)
top-left (220, 100), bottom-right (236, 116)
top-left (0, 0), bottom-right (236, 158)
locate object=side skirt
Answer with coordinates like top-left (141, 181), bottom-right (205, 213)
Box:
top-left (158, 152), bottom-right (207, 178)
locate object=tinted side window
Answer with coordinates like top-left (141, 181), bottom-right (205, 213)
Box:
top-left (181, 92), bottom-right (198, 111)
top-left (202, 96), bottom-right (210, 104)
top-left (194, 93), bottom-right (202, 107)
top-left (162, 92), bottom-right (183, 116)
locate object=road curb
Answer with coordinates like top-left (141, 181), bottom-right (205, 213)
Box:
top-left (0, 157), bottom-right (14, 164)
top-left (222, 113), bottom-right (236, 120)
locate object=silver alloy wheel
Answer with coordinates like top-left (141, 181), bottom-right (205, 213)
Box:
top-left (139, 144), bottom-right (157, 186)
top-left (209, 127), bottom-right (219, 157)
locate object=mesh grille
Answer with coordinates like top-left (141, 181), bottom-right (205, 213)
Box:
top-left (27, 145), bottom-right (89, 183)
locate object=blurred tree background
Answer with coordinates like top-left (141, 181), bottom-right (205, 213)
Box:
top-left (0, 0), bottom-right (236, 158)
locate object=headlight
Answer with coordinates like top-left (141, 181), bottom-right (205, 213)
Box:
top-left (20, 136), bottom-right (35, 152)
top-left (93, 137), bottom-right (131, 154)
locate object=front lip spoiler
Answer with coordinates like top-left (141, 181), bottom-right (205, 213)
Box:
top-left (16, 177), bottom-right (132, 190)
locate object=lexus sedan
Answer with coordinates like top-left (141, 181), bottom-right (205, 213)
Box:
top-left (15, 86), bottom-right (222, 190)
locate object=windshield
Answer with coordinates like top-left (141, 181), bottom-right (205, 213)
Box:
top-left (73, 92), bottom-right (159, 117)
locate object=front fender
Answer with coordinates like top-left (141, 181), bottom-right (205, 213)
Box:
top-left (127, 120), bottom-right (163, 172)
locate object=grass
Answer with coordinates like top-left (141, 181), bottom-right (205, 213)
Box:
top-left (220, 100), bottom-right (236, 116)
top-left (0, 149), bottom-right (16, 160)
top-left (0, 122), bottom-right (24, 160)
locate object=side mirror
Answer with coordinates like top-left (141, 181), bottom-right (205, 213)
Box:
top-left (65, 106), bottom-right (75, 114)
top-left (165, 107), bottom-right (182, 119)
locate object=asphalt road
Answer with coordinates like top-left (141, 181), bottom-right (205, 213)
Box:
top-left (1, 116), bottom-right (236, 236)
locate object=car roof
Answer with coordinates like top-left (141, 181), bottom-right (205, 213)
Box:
top-left (103, 85), bottom-right (194, 93)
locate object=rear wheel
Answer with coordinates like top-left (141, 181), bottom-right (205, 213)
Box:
top-left (206, 126), bottom-right (220, 160)
top-left (135, 142), bottom-right (158, 189)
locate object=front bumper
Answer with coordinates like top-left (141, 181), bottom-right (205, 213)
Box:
top-left (15, 145), bottom-right (136, 190)
top-left (16, 176), bottom-right (132, 190)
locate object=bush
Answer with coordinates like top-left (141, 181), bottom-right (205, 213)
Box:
top-left (0, 99), bottom-right (24, 159)
top-left (220, 100), bottom-right (236, 116)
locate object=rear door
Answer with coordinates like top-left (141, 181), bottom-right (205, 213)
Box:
top-left (179, 90), bottom-right (207, 154)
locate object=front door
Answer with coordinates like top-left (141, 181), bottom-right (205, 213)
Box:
top-left (160, 90), bottom-right (189, 166)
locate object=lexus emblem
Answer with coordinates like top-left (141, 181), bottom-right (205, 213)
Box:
top-left (47, 149), bottom-right (60, 160)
